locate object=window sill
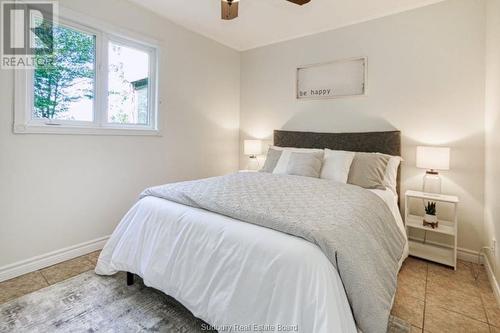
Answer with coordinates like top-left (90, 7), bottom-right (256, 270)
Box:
top-left (13, 123), bottom-right (161, 136)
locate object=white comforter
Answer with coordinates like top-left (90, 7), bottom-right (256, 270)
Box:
top-left (96, 188), bottom-right (408, 333)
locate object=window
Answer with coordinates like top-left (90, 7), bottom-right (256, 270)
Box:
top-left (33, 21), bottom-right (96, 123)
top-left (107, 41), bottom-right (151, 126)
top-left (14, 12), bottom-right (159, 135)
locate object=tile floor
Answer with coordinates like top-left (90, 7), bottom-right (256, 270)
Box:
top-left (0, 251), bottom-right (99, 304)
top-left (0, 253), bottom-right (498, 333)
top-left (392, 257), bottom-right (500, 333)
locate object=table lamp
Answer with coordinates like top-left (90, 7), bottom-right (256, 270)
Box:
top-left (416, 146), bottom-right (450, 193)
top-left (244, 139), bottom-right (262, 170)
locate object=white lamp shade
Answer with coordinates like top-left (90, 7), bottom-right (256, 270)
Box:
top-left (416, 146), bottom-right (450, 171)
top-left (244, 140), bottom-right (262, 156)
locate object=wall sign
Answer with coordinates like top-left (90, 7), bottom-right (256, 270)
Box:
top-left (296, 57), bottom-right (367, 100)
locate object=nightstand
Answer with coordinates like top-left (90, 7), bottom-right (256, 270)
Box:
top-left (404, 190), bottom-right (459, 270)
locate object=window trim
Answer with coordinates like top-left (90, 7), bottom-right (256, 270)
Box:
top-left (14, 7), bottom-right (160, 136)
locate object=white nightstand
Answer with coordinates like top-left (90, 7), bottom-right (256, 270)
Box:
top-left (404, 190), bottom-right (459, 270)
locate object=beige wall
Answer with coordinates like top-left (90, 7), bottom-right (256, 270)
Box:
top-left (240, 0), bottom-right (486, 252)
top-left (0, 0), bottom-right (240, 267)
top-left (485, 0), bottom-right (500, 282)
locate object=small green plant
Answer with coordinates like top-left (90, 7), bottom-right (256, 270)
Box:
top-left (424, 201), bottom-right (436, 216)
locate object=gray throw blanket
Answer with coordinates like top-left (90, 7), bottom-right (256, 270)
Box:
top-left (141, 172), bottom-right (406, 333)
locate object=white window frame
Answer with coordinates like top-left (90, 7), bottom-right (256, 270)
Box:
top-left (14, 7), bottom-right (160, 136)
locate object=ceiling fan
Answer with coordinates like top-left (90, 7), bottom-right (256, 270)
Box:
top-left (221, 0), bottom-right (311, 20)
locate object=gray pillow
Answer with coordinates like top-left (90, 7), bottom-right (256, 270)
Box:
top-left (286, 151), bottom-right (323, 178)
top-left (347, 152), bottom-right (390, 190)
top-left (260, 148), bottom-right (283, 173)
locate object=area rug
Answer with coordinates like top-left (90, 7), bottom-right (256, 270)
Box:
top-left (0, 271), bottom-right (411, 332)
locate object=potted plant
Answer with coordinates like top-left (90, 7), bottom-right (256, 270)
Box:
top-left (423, 201), bottom-right (438, 229)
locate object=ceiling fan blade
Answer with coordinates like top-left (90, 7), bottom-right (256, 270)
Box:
top-left (286, 0), bottom-right (311, 5)
top-left (221, 0), bottom-right (238, 20)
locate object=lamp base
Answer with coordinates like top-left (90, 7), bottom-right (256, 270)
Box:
top-left (246, 156), bottom-right (260, 171)
top-left (422, 172), bottom-right (442, 194)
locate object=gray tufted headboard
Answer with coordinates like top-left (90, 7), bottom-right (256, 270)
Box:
top-left (274, 129), bottom-right (402, 200)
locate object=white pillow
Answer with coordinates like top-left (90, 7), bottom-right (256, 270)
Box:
top-left (320, 149), bottom-right (356, 183)
top-left (382, 155), bottom-right (402, 195)
top-left (272, 146), bottom-right (324, 174)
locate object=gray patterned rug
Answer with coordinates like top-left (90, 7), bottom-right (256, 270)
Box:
top-left (0, 271), bottom-right (411, 332)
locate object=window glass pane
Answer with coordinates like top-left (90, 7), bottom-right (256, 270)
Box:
top-left (108, 42), bottom-right (150, 125)
top-left (33, 20), bottom-right (95, 121)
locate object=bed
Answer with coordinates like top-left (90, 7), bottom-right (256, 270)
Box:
top-left (96, 130), bottom-right (409, 333)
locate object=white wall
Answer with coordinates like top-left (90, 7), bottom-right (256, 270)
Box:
top-left (240, 0), bottom-right (486, 252)
top-left (485, 0), bottom-right (500, 282)
top-left (0, 0), bottom-right (240, 268)
top-left (0, 0), bottom-right (493, 275)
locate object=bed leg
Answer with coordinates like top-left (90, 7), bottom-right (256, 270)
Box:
top-left (126, 272), bottom-right (134, 286)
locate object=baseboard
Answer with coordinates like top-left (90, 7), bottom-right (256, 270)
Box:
top-left (457, 247), bottom-right (483, 263)
top-left (483, 253), bottom-right (500, 305)
top-left (0, 236), bottom-right (109, 282)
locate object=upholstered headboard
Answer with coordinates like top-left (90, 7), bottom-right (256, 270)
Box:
top-left (273, 129), bottom-right (402, 199)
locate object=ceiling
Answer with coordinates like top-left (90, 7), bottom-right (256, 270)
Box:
top-left (129, 0), bottom-right (444, 51)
